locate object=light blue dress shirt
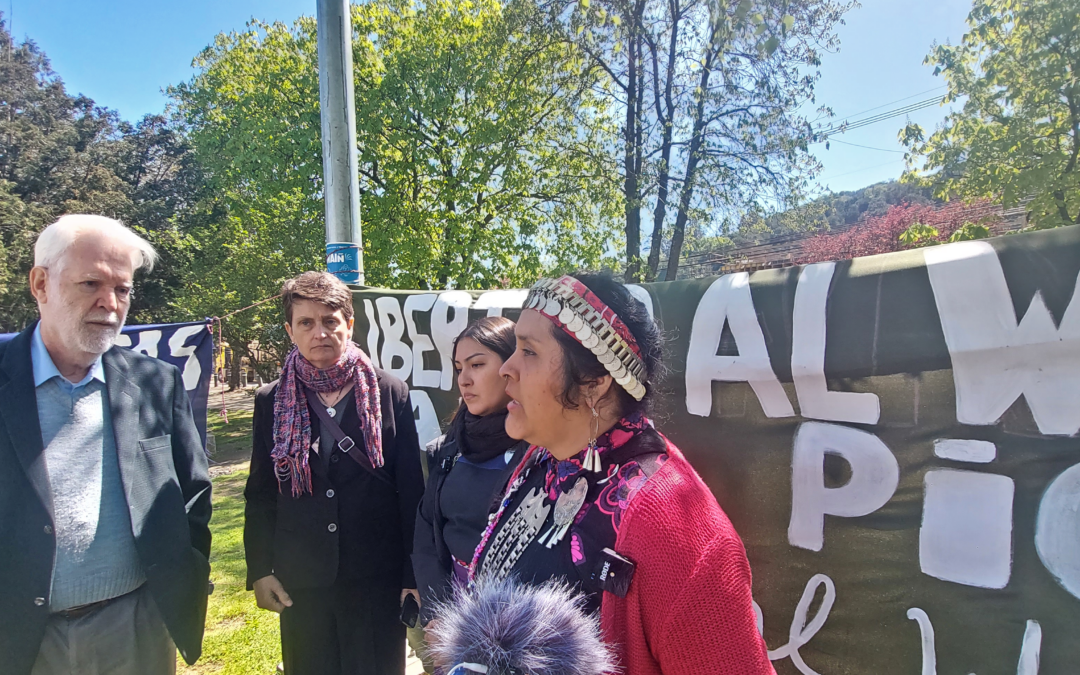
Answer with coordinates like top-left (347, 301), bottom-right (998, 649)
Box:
top-left (30, 324), bottom-right (106, 392)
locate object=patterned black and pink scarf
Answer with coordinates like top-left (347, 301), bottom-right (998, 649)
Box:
top-left (470, 412), bottom-right (669, 581)
top-left (272, 342), bottom-right (382, 497)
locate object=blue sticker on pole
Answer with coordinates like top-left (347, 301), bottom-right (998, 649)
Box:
top-left (326, 242), bottom-right (361, 284)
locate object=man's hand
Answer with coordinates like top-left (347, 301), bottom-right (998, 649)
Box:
top-left (401, 588), bottom-right (420, 607)
top-left (253, 575), bottom-right (293, 613)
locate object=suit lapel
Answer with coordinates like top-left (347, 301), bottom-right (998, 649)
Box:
top-left (0, 325), bottom-right (53, 521)
top-left (103, 348), bottom-right (148, 534)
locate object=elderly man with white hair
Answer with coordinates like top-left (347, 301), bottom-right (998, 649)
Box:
top-left (0, 214), bottom-right (212, 675)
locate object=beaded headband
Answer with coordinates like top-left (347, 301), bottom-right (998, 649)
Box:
top-left (523, 275), bottom-right (647, 401)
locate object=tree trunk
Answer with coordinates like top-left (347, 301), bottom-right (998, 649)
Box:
top-left (645, 10), bottom-right (680, 281)
top-left (228, 349), bottom-right (241, 390)
top-left (623, 27), bottom-right (642, 282)
top-left (666, 48), bottom-right (714, 282)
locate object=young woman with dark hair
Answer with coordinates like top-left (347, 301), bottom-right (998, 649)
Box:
top-left (467, 272), bottom-right (775, 675)
top-left (412, 316), bottom-right (530, 628)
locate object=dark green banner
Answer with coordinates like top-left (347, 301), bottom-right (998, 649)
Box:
top-left (352, 226), bottom-right (1080, 674)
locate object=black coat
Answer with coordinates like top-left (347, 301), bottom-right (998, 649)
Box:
top-left (412, 433), bottom-right (527, 624)
top-left (244, 369), bottom-right (424, 592)
top-left (0, 325), bottom-right (213, 674)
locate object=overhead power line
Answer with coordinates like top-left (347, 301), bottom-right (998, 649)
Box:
top-left (828, 85), bottom-right (947, 123)
top-left (825, 138), bottom-right (907, 153)
top-left (816, 95), bottom-right (944, 138)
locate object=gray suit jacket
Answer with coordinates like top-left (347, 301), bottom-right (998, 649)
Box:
top-left (0, 324), bottom-right (213, 673)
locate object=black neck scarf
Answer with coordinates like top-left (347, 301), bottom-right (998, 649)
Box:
top-left (451, 409), bottom-right (516, 464)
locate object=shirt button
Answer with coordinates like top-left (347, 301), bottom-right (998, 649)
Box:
top-left (44, 525), bottom-right (53, 535)
top-left (326, 489), bottom-right (335, 498)
top-left (34, 597), bottom-right (45, 606)
top-left (331, 455), bottom-right (340, 464)
top-left (327, 523), bottom-right (338, 533)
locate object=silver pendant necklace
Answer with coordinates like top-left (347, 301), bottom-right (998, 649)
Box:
top-left (482, 487), bottom-right (551, 583)
top-left (318, 389), bottom-right (344, 417)
top-left (538, 476), bottom-right (589, 548)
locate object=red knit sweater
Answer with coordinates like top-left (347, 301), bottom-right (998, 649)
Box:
top-left (600, 441), bottom-right (776, 675)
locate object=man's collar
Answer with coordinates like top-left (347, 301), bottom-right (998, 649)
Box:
top-left (31, 323), bottom-right (106, 388)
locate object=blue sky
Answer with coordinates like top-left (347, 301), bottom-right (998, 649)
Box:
top-left (17, 0), bottom-right (971, 194)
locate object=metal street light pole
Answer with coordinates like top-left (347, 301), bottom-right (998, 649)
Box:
top-left (317, 0), bottom-right (364, 285)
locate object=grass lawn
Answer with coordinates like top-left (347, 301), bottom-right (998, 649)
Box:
top-left (178, 409), bottom-right (282, 674)
top-left (178, 469), bottom-right (281, 674)
top-left (206, 407), bottom-right (257, 465)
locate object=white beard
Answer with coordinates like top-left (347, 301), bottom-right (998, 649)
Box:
top-left (60, 304), bottom-right (126, 356)
top-left (74, 320), bottom-right (123, 354)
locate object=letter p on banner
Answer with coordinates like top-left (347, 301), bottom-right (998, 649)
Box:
top-left (789, 422), bottom-right (900, 552)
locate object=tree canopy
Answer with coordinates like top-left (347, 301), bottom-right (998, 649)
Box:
top-left (0, 18), bottom-right (206, 332)
top-left (901, 0), bottom-right (1080, 228)
top-left (168, 0), bottom-right (624, 375)
top-left (172, 0), bottom-right (621, 295)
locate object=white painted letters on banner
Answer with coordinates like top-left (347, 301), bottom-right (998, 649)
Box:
top-left (472, 290), bottom-right (528, 317)
top-left (376, 297), bottom-right (412, 382)
top-left (410, 389), bottom-right (442, 449)
top-left (168, 324), bottom-right (206, 390)
top-left (404, 294), bottom-right (440, 388)
top-left (789, 422), bottom-right (899, 551)
top-left (907, 608), bottom-right (1041, 675)
top-left (792, 262), bottom-right (880, 424)
top-left (431, 291), bottom-right (473, 391)
top-left (919, 467), bottom-right (1014, 589)
top-left (755, 574), bottom-right (837, 675)
top-left (685, 273), bottom-right (795, 418)
top-left (117, 329), bottom-right (162, 358)
top-left (1035, 461), bottom-right (1080, 601)
top-left (362, 299), bottom-right (381, 369)
top-left (925, 241), bottom-right (1080, 436)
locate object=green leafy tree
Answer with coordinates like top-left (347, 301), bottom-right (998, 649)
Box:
top-left (901, 0), bottom-right (1080, 228)
top-left (170, 19), bottom-right (325, 378)
top-left (0, 18), bottom-right (206, 331)
top-left (353, 0), bottom-right (622, 288)
top-left (172, 0), bottom-right (621, 291)
top-left (897, 222), bottom-right (940, 248)
top-left (171, 1), bottom-right (622, 373)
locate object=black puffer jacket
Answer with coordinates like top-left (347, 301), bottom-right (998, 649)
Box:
top-left (412, 432), bottom-right (527, 624)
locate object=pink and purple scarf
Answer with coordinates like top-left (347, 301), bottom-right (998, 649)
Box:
top-left (272, 342), bottom-right (382, 497)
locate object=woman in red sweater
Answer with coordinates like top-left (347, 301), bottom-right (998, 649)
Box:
top-left (467, 272), bottom-right (775, 675)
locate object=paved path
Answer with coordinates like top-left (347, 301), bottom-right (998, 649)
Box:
top-left (207, 383), bottom-right (257, 413)
top-left (406, 646), bottom-right (427, 675)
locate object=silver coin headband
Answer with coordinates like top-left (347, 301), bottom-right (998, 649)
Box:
top-left (523, 276), bottom-right (647, 401)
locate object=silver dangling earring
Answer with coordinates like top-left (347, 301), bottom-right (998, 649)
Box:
top-left (583, 404), bottom-right (601, 472)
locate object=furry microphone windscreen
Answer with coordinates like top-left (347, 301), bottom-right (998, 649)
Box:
top-left (427, 575), bottom-right (617, 675)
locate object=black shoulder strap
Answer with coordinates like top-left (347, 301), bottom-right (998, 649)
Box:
top-left (304, 387), bottom-right (395, 488)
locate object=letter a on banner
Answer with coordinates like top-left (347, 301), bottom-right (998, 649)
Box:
top-left (686, 273), bottom-right (794, 418)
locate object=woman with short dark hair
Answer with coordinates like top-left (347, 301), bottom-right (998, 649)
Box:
top-left (412, 316), bottom-right (529, 629)
top-left (469, 272), bottom-right (775, 675)
top-left (244, 271), bottom-right (425, 675)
